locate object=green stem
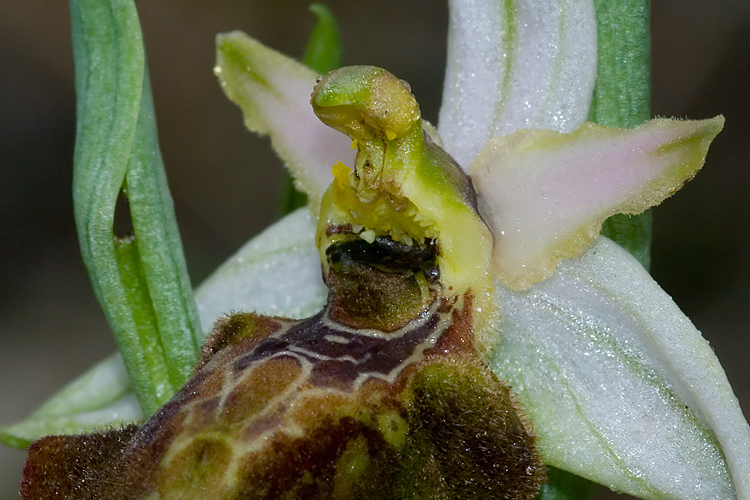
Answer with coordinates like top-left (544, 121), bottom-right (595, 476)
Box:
top-left (70, 0), bottom-right (200, 416)
top-left (590, 0), bottom-right (653, 269)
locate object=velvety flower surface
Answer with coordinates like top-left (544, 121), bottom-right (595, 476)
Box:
top-left (204, 1), bottom-right (749, 498)
top-left (3, 0), bottom-right (749, 499)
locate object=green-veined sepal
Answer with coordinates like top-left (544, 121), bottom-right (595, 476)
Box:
top-left (439, 0), bottom-right (598, 167)
top-left (0, 354), bottom-right (141, 448)
top-left (491, 236), bottom-right (750, 499)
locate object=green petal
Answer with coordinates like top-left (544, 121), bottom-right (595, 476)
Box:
top-left (215, 31), bottom-right (354, 212)
top-left (490, 236), bottom-right (750, 500)
top-left (470, 117), bottom-right (724, 290)
top-left (439, 0), bottom-right (597, 167)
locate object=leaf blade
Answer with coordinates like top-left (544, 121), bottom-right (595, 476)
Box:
top-left (70, 0), bottom-right (200, 416)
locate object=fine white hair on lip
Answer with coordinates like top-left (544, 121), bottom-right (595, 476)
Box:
top-left (438, 0), bottom-right (597, 168)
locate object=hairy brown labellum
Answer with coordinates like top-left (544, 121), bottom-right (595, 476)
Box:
top-left (21, 65), bottom-right (546, 499)
top-left (21, 226), bottom-right (546, 498)
top-left (22, 297), bottom-right (544, 499)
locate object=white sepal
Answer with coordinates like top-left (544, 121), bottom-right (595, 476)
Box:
top-left (438, 0), bottom-right (597, 167)
top-left (490, 236), bottom-right (750, 500)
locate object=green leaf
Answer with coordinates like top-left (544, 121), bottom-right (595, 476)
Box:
top-left (302, 3), bottom-right (344, 76)
top-left (1, 209), bottom-right (326, 447)
top-left (588, 0), bottom-right (650, 128)
top-left (70, 0), bottom-right (200, 416)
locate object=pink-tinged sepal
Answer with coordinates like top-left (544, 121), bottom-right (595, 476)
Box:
top-left (470, 117), bottom-right (725, 290)
top-left (215, 32), bottom-right (354, 212)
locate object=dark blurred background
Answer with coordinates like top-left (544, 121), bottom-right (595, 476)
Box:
top-left (1, 1), bottom-right (748, 498)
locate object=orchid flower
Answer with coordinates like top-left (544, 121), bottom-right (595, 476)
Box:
top-left (204, 5), bottom-right (750, 499)
top-left (3, 0), bottom-right (750, 499)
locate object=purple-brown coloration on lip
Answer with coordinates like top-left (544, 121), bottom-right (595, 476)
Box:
top-left (20, 290), bottom-right (545, 499)
top-left (231, 299), bottom-right (450, 392)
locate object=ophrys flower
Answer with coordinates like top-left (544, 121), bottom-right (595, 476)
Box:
top-left (5, 1), bottom-right (750, 499)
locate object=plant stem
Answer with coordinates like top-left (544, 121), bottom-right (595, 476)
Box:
top-left (591, 0), bottom-right (653, 269)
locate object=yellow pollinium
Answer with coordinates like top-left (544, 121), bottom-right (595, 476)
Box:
top-left (332, 161), bottom-right (351, 189)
